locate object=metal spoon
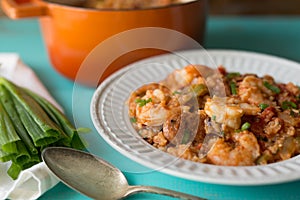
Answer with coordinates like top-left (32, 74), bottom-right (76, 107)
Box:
top-left (42, 147), bottom-right (206, 200)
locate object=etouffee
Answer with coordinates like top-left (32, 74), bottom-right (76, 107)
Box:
top-left (128, 65), bottom-right (300, 166)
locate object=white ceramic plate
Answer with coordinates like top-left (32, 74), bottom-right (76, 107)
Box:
top-left (90, 49), bottom-right (300, 185)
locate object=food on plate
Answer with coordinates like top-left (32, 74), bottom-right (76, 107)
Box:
top-left (128, 64), bottom-right (300, 166)
top-left (0, 77), bottom-right (86, 179)
top-left (85, 0), bottom-right (188, 9)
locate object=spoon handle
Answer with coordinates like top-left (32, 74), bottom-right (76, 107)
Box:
top-left (125, 185), bottom-right (206, 200)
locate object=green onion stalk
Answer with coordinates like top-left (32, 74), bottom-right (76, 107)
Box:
top-left (0, 77), bottom-right (87, 180)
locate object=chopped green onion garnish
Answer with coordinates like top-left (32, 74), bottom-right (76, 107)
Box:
top-left (282, 101), bottom-right (297, 110)
top-left (191, 84), bottom-right (207, 96)
top-left (226, 72), bottom-right (240, 79)
top-left (220, 131), bottom-right (225, 137)
top-left (212, 115), bottom-right (216, 121)
top-left (130, 117), bottom-right (137, 123)
top-left (241, 122), bottom-right (251, 131)
top-left (182, 130), bottom-right (191, 144)
top-left (259, 103), bottom-right (269, 110)
top-left (263, 81), bottom-right (281, 94)
top-left (172, 91), bottom-right (181, 95)
top-left (135, 98), bottom-right (152, 107)
top-left (230, 81), bottom-right (237, 95)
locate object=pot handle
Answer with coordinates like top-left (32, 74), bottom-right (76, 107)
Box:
top-left (1, 0), bottom-right (48, 19)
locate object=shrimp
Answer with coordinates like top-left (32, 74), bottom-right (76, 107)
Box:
top-left (135, 102), bottom-right (170, 126)
top-left (207, 130), bottom-right (260, 166)
top-left (204, 96), bottom-right (243, 129)
top-left (238, 75), bottom-right (272, 105)
top-left (128, 83), bottom-right (177, 126)
top-left (128, 83), bottom-right (161, 116)
top-left (286, 82), bottom-right (300, 96)
top-left (162, 65), bottom-right (206, 91)
top-left (239, 103), bottom-right (260, 115)
top-left (135, 89), bottom-right (170, 126)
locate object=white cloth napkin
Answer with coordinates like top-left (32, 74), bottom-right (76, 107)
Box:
top-left (0, 53), bottom-right (60, 200)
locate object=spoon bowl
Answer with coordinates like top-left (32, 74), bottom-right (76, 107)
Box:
top-left (42, 147), bottom-right (205, 200)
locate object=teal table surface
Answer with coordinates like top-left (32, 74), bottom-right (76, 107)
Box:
top-left (1, 16), bottom-right (300, 200)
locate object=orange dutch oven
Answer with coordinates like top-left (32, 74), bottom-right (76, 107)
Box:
top-left (2, 0), bottom-right (207, 86)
